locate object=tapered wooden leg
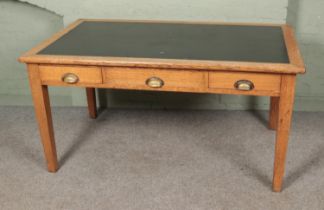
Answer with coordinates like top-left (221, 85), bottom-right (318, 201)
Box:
top-left (27, 64), bottom-right (58, 172)
top-left (269, 96), bottom-right (279, 130)
top-left (272, 75), bottom-right (296, 192)
top-left (86, 88), bottom-right (97, 119)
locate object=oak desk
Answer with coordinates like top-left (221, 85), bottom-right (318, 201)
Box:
top-left (19, 19), bottom-right (305, 192)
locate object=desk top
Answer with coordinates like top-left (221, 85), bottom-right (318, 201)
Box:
top-left (19, 19), bottom-right (305, 74)
top-left (39, 21), bottom-right (288, 63)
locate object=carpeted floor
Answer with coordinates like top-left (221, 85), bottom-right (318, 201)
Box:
top-left (0, 106), bottom-right (324, 210)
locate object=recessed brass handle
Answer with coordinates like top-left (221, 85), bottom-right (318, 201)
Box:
top-left (146, 77), bottom-right (164, 88)
top-left (62, 73), bottom-right (79, 84)
top-left (234, 80), bottom-right (254, 91)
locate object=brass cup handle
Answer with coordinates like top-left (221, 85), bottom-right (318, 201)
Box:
top-left (146, 77), bottom-right (164, 88)
top-left (62, 73), bottom-right (79, 84)
top-left (234, 80), bottom-right (254, 91)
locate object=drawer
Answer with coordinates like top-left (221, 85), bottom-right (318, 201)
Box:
top-left (209, 72), bottom-right (281, 95)
top-left (103, 67), bottom-right (207, 92)
top-left (39, 65), bottom-right (102, 85)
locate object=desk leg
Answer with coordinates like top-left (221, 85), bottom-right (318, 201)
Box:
top-left (27, 64), bottom-right (58, 172)
top-left (86, 88), bottom-right (97, 119)
top-left (272, 75), bottom-right (296, 192)
top-left (269, 96), bottom-right (279, 130)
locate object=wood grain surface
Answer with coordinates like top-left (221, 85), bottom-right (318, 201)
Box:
top-left (272, 75), bottom-right (296, 192)
top-left (27, 64), bottom-right (58, 172)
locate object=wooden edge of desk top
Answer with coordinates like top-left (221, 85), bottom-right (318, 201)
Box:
top-left (18, 19), bottom-right (305, 75)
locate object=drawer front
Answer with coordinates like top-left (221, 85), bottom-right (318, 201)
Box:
top-left (39, 65), bottom-right (102, 85)
top-left (103, 67), bottom-right (207, 92)
top-left (209, 72), bottom-right (281, 95)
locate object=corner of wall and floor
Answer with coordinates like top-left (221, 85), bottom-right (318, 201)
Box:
top-left (0, 0), bottom-right (323, 111)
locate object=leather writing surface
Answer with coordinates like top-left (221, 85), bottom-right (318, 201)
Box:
top-left (39, 21), bottom-right (289, 63)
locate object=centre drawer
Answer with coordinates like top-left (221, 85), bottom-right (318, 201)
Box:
top-left (102, 67), bottom-right (207, 92)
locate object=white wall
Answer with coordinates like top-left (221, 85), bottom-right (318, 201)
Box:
top-left (22, 0), bottom-right (288, 25)
top-left (287, 0), bottom-right (324, 111)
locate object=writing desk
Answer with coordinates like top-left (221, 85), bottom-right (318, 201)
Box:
top-left (19, 19), bottom-right (305, 192)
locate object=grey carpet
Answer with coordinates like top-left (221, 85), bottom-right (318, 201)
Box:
top-left (0, 106), bottom-right (324, 210)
